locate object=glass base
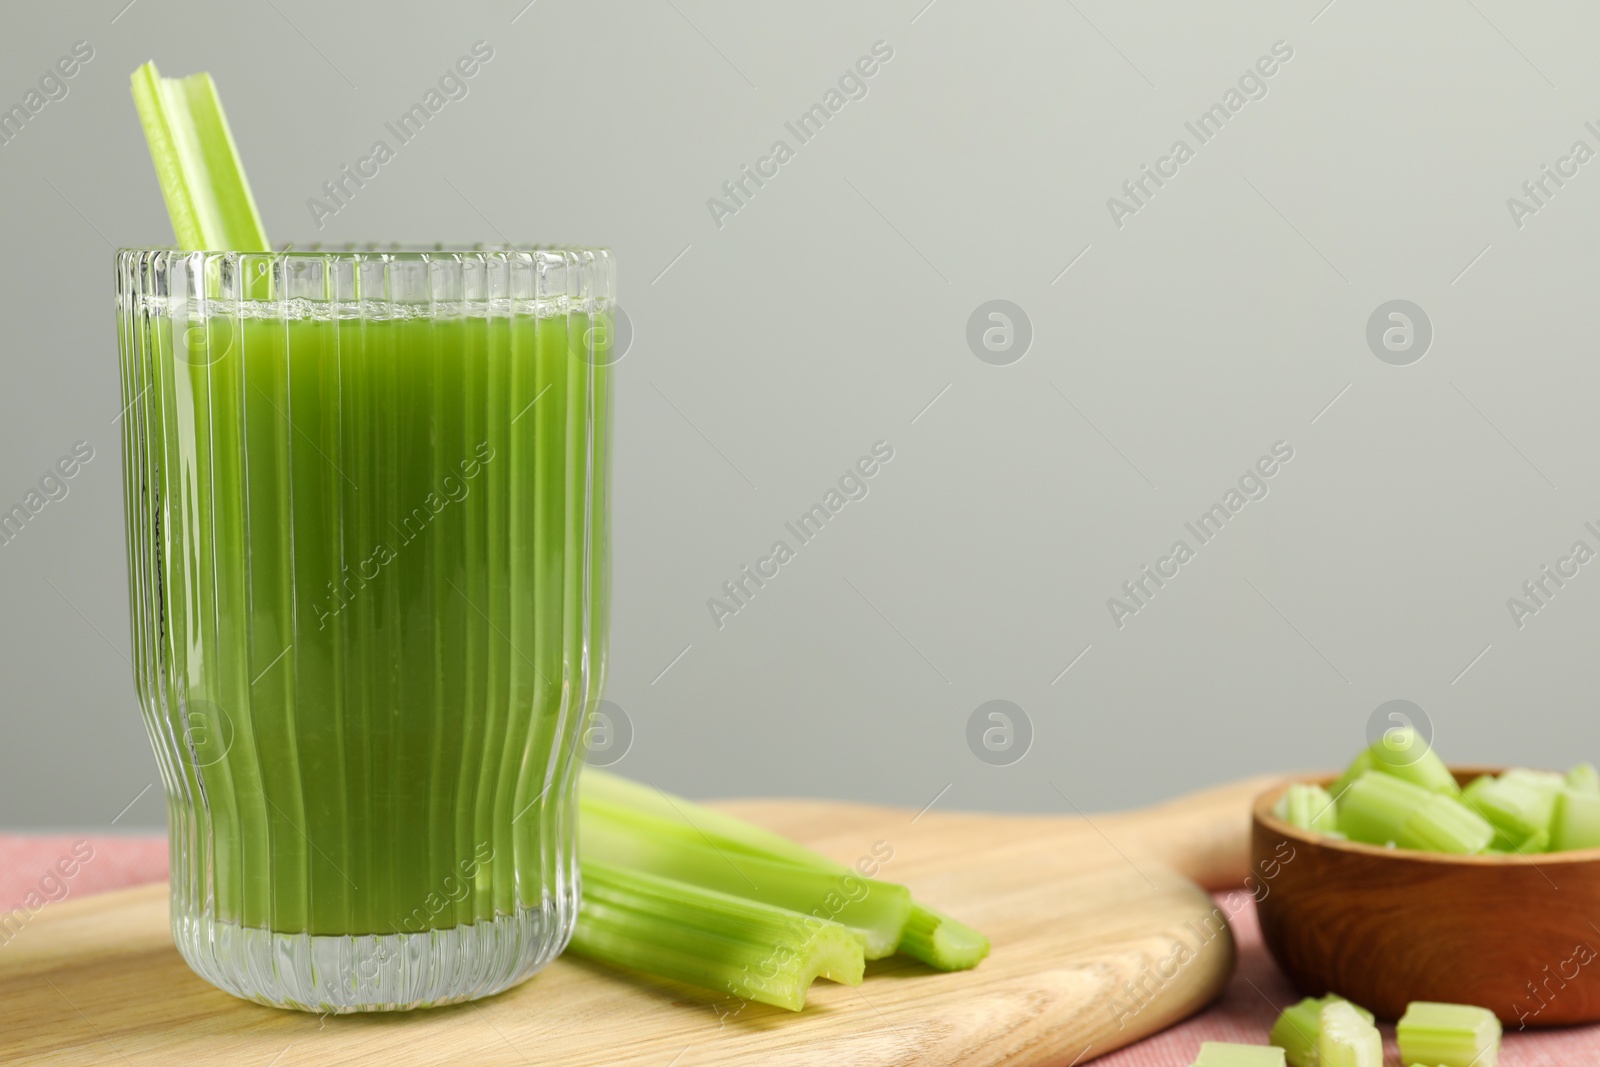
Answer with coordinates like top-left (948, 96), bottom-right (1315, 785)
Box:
top-left (172, 901), bottom-right (571, 1013)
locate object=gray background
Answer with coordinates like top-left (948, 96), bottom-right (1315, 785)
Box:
top-left (3, 0), bottom-right (1598, 833)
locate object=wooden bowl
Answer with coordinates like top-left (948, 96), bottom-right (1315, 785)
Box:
top-left (1252, 768), bottom-right (1600, 1026)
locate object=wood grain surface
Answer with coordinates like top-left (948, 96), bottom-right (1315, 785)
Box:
top-left (0, 777), bottom-right (1277, 1067)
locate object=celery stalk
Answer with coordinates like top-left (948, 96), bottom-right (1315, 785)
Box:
top-left (568, 860), bottom-right (864, 1011)
top-left (1340, 769), bottom-right (1492, 853)
top-left (580, 807), bottom-right (911, 958)
top-left (130, 62), bottom-right (269, 251)
top-left (1317, 1000), bottom-right (1382, 1067)
top-left (1192, 1042), bottom-right (1286, 1066)
top-left (1518, 828), bottom-right (1551, 853)
top-left (580, 770), bottom-right (988, 970)
top-left (1397, 793), bottom-right (1494, 855)
top-left (1396, 1001), bottom-right (1501, 1067)
top-left (582, 770), bottom-right (842, 871)
top-left (1338, 727), bottom-right (1459, 796)
top-left (897, 902), bottom-right (991, 971)
top-left (1503, 767), bottom-right (1565, 791)
top-left (1338, 771), bottom-right (1434, 846)
top-left (1275, 783), bottom-right (1340, 834)
top-left (1566, 762), bottom-right (1600, 795)
top-left (1550, 787), bottom-right (1600, 851)
top-left (1330, 748), bottom-right (1376, 800)
top-left (1270, 994), bottom-right (1373, 1067)
top-left (1462, 772), bottom-right (1558, 850)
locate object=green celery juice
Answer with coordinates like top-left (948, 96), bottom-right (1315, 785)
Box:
top-left (125, 292), bottom-right (610, 942)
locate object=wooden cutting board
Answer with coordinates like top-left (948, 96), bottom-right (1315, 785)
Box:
top-left (0, 777), bottom-right (1277, 1066)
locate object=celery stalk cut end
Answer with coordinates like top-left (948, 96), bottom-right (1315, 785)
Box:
top-left (896, 902), bottom-right (990, 971)
top-left (1318, 1000), bottom-right (1382, 1067)
top-left (1278, 783), bottom-right (1339, 834)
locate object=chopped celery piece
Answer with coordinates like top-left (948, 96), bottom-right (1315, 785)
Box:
top-left (1566, 762), bottom-right (1600, 795)
top-left (1330, 748), bottom-right (1376, 800)
top-left (1276, 783), bottom-right (1340, 834)
top-left (569, 860), bottom-right (864, 1012)
top-left (1503, 767), bottom-right (1565, 791)
top-left (1461, 776), bottom-right (1516, 851)
top-left (1462, 772), bottom-right (1558, 849)
top-left (1396, 1001), bottom-right (1500, 1067)
top-left (129, 61), bottom-right (269, 251)
top-left (580, 806), bottom-right (911, 958)
top-left (897, 902), bottom-right (990, 971)
top-left (1459, 774), bottom-right (1493, 815)
top-left (1339, 771), bottom-right (1434, 846)
top-left (1318, 1000), bottom-right (1382, 1067)
top-left (1367, 727), bottom-right (1460, 795)
top-left (1396, 793), bottom-right (1494, 855)
top-left (1339, 770), bottom-right (1491, 854)
top-left (1192, 1042), bottom-right (1285, 1066)
top-left (1270, 994), bottom-right (1373, 1067)
top-left (1550, 787), bottom-right (1600, 851)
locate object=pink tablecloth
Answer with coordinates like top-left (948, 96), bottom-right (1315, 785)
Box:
top-left (4, 835), bottom-right (1597, 1065)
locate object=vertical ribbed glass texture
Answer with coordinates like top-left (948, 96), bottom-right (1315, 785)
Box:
top-left (115, 248), bottom-right (613, 1011)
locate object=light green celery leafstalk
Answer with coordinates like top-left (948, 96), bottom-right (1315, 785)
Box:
top-left (1550, 787), bottom-right (1600, 851)
top-left (1396, 1001), bottom-right (1501, 1067)
top-left (1396, 793), bottom-right (1494, 855)
top-left (1339, 769), bottom-right (1492, 853)
top-left (568, 860), bottom-right (864, 1012)
top-left (1275, 783), bottom-right (1340, 834)
top-left (1333, 727), bottom-right (1458, 798)
top-left (580, 807), bottom-right (911, 958)
top-left (1330, 748), bottom-right (1376, 800)
top-left (1317, 1000), bottom-right (1382, 1067)
top-left (1270, 994), bottom-right (1373, 1067)
top-left (581, 770), bottom-right (848, 870)
top-left (1463, 771), bottom-right (1559, 851)
top-left (1338, 771), bottom-right (1433, 846)
top-left (580, 769), bottom-right (990, 970)
top-left (129, 61), bottom-right (269, 251)
top-left (1191, 1042), bottom-right (1286, 1066)
top-left (1566, 762), bottom-right (1600, 795)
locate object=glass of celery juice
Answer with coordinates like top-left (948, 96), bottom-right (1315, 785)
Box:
top-left (116, 248), bottom-right (613, 1011)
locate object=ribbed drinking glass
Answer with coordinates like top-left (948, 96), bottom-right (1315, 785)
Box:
top-left (115, 247), bottom-right (613, 1011)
